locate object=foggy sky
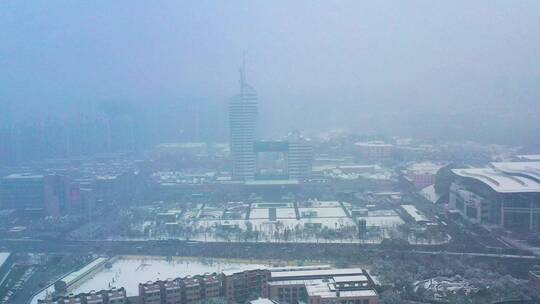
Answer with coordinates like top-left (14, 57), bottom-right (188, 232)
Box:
top-left (1, 1), bottom-right (539, 143)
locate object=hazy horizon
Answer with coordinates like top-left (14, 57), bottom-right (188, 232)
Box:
top-left (1, 1), bottom-right (539, 145)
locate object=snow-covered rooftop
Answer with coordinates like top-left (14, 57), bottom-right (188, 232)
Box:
top-left (305, 279), bottom-right (377, 298)
top-left (0, 252), bottom-right (11, 268)
top-left (271, 268), bottom-right (365, 280)
top-left (332, 275), bottom-right (368, 283)
top-left (490, 161), bottom-right (540, 181)
top-left (400, 205), bottom-right (430, 223)
top-left (250, 298), bottom-right (278, 304)
top-left (452, 167), bottom-right (540, 193)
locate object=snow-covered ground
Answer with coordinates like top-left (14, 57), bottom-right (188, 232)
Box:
top-left (414, 277), bottom-right (479, 300)
top-left (249, 208), bottom-right (271, 219)
top-left (275, 208), bottom-right (297, 219)
top-left (73, 256), bottom-right (266, 296)
top-left (32, 256), bottom-right (267, 302)
top-left (299, 207), bottom-right (347, 218)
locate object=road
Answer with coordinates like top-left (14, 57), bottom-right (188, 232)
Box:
top-left (1, 238), bottom-right (539, 262)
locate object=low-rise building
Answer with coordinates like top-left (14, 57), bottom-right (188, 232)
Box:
top-left (354, 141), bottom-right (394, 162)
top-left (529, 269), bottom-right (540, 288)
top-left (450, 162), bottom-right (540, 233)
top-left (306, 278), bottom-right (379, 304)
top-left (268, 280), bottom-right (307, 303)
top-left (267, 270), bottom-right (379, 304)
top-left (106, 288), bottom-right (128, 304)
top-left (222, 268), bottom-right (270, 303)
top-left (139, 281), bottom-right (165, 304)
top-left (404, 162), bottom-right (444, 190)
top-left (200, 274), bottom-right (221, 299)
top-left (38, 287), bottom-right (126, 304)
top-left (138, 274), bottom-right (222, 304)
top-left (0, 173), bottom-right (73, 216)
top-left (183, 277), bottom-right (202, 304)
top-left (162, 279), bottom-right (183, 304)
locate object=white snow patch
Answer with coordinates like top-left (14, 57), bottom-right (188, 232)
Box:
top-left (0, 252), bottom-right (10, 268)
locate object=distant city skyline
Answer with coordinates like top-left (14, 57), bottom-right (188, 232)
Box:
top-left (1, 1), bottom-right (539, 146)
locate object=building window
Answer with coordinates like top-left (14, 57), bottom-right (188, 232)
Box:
top-left (466, 205), bottom-right (478, 219)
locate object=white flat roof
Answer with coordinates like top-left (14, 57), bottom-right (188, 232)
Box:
top-left (332, 275), bottom-right (368, 283)
top-left (452, 167), bottom-right (540, 193)
top-left (305, 279), bottom-right (377, 298)
top-left (338, 290), bottom-right (378, 297)
top-left (62, 257), bottom-right (109, 286)
top-left (271, 268), bottom-right (364, 279)
top-left (400, 205), bottom-right (430, 222)
top-left (267, 279), bottom-right (308, 286)
top-left (269, 265), bottom-right (332, 272)
top-left (490, 162), bottom-right (540, 181)
top-left (250, 298), bottom-right (277, 304)
top-left (0, 252), bottom-right (10, 268)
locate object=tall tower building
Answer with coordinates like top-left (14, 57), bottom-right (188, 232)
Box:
top-left (229, 60), bottom-right (258, 180)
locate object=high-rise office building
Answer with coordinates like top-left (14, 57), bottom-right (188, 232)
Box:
top-left (229, 62), bottom-right (258, 180)
top-left (285, 131), bottom-right (313, 180)
top-left (0, 173), bottom-right (73, 216)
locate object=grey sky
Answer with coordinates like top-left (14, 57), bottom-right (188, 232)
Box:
top-left (1, 1), bottom-right (539, 141)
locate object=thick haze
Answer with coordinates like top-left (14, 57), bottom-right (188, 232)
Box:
top-left (1, 1), bottom-right (539, 144)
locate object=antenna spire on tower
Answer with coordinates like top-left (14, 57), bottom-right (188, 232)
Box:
top-left (240, 51), bottom-right (246, 88)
